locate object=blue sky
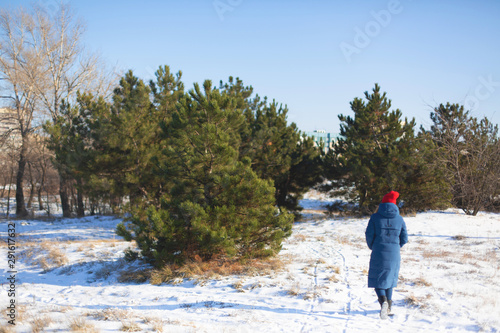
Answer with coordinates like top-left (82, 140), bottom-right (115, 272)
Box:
top-left (3, 0), bottom-right (500, 133)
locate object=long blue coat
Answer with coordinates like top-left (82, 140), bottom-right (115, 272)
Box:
top-left (365, 203), bottom-right (408, 289)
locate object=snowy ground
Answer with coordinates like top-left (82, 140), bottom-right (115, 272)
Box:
top-left (1, 192), bottom-right (499, 332)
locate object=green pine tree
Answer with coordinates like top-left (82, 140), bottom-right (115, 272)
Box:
top-left (117, 80), bottom-right (293, 266)
top-left (219, 77), bottom-right (323, 213)
top-left (330, 84), bottom-right (435, 214)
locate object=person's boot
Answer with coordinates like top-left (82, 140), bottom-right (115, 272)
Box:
top-left (388, 300), bottom-right (392, 316)
top-left (378, 296), bottom-right (388, 320)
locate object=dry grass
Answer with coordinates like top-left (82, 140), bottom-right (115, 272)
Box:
top-left (334, 235), bottom-right (353, 245)
top-left (14, 302), bottom-right (27, 324)
top-left (404, 294), bottom-right (431, 309)
top-left (316, 258), bottom-right (326, 265)
top-left (422, 249), bottom-right (452, 259)
top-left (20, 240), bottom-right (69, 271)
top-left (328, 274), bottom-right (341, 283)
top-left (286, 282), bottom-right (301, 296)
top-left (120, 321), bottom-right (142, 332)
top-left (411, 276), bottom-right (432, 287)
top-left (87, 308), bottom-right (131, 321)
top-left (288, 234), bottom-right (308, 244)
top-left (461, 252), bottom-right (475, 260)
top-left (147, 256), bottom-right (287, 285)
top-left (327, 264), bottom-right (342, 283)
top-left (414, 238), bottom-right (429, 245)
top-left (0, 324), bottom-right (15, 333)
top-left (150, 320), bottom-right (165, 332)
top-left (232, 280), bottom-right (245, 292)
top-left (69, 317), bottom-right (99, 333)
top-left (303, 287), bottom-right (321, 300)
top-left (30, 316), bottom-right (53, 333)
top-left (142, 317), bottom-right (165, 332)
top-left (120, 320), bottom-right (142, 332)
top-left (327, 265), bottom-right (341, 275)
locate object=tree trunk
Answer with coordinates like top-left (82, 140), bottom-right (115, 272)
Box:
top-left (38, 162), bottom-right (46, 210)
top-left (76, 179), bottom-right (85, 217)
top-left (27, 163), bottom-right (35, 209)
top-left (6, 168), bottom-right (14, 218)
top-left (15, 142), bottom-right (29, 217)
top-left (59, 174), bottom-right (71, 217)
top-left (38, 186), bottom-right (44, 211)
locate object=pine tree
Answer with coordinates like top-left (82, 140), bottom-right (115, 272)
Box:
top-left (330, 84), bottom-right (431, 214)
top-left (44, 99), bottom-right (88, 216)
top-left (117, 80), bottom-right (293, 265)
top-left (82, 69), bottom-right (180, 209)
top-left (219, 77), bottom-right (323, 213)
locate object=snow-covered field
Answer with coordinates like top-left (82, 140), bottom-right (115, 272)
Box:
top-left (1, 192), bottom-right (499, 332)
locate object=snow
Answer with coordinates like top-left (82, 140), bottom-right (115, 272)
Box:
top-left (1, 194), bottom-right (499, 332)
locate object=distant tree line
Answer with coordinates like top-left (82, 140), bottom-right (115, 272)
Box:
top-left (323, 84), bottom-right (499, 216)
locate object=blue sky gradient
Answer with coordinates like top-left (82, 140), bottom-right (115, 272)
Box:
top-left (2, 0), bottom-right (499, 133)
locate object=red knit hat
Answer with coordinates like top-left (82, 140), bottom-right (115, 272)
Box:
top-left (382, 191), bottom-right (399, 204)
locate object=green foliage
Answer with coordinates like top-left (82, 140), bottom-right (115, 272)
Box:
top-left (45, 67), bottom-right (313, 266)
top-left (117, 80), bottom-right (293, 265)
top-left (220, 77), bottom-right (323, 213)
top-left (396, 132), bottom-right (451, 213)
top-left (328, 84), bottom-right (449, 214)
top-left (46, 68), bottom-right (185, 212)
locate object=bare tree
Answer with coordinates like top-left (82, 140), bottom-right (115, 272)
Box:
top-left (0, 2), bottom-right (116, 217)
top-left (30, 3), bottom-right (116, 217)
top-left (429, 103), bottom-right (500, 215)
top-left (0, 144), bottom-right (17, 217)
top-left (0, 7), bottom-right (45, 217)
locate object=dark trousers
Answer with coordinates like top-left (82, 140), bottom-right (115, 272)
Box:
top-left (375, 288), bottom-right (393, 300)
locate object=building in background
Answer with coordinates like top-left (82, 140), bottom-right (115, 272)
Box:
top-left (303, 130), bottom-right (337, 153)
top-left (0, 107), bottom-right (20, 151)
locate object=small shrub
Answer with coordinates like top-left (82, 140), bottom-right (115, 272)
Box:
top-left (149, 318), bottom-right (164, 333)
top-left (303, 287), bottom-right (321, 300)
top-left (69, 317), bottom-right (98, 333)
top-left (412, 277), bottom-right (432, 287)
top-left (287, 282), bottom-right (301, 296)
top-left (88, 308), bottom-right (130, 321)
top-left (30, 316), bottom-right (53, 333)
top-left (404, 294), bottom-right (431, 309)
top-left (232, 280), bottom-right (245, 292)
top-left (120, 320), bottom-right (142, 332)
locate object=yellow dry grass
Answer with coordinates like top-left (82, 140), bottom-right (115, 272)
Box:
top-left (144, 256), bottom-right (288, 285)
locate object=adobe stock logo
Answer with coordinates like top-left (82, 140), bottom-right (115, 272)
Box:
top-left (464, 75), bottom-right (499, 112)
top-left (340, 0), bottom-right (404, 64)
top-left (213, 0), bottom-right (243, 21)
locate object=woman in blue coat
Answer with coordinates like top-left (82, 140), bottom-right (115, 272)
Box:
top-left (365, 191), bottom-right (408, 319)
